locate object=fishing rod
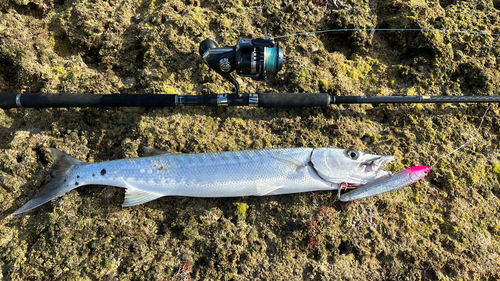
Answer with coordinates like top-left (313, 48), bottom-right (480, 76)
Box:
top-left (2, 92), bottom-right (500, 109)
top-left (2, 30), bottom-right (500, 109)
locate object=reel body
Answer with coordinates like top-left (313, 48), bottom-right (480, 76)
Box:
top-left (199, 38), bottom-right (285, 96)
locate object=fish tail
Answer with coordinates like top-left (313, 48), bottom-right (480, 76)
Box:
top-left (13, 148), bottom-right (85, 215)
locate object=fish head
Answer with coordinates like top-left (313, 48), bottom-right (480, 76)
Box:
top-left (310, 148), bottom-right (395, 186)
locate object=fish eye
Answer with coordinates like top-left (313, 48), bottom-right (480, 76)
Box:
top-left (345, 149), bottom-right (359, 160)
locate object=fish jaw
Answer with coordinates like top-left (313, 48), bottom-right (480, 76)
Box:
top-left (365, 155), bottom-right (395, 173)
top-left (352, 154), bottom-right (395, 185)
top-left (309, 148), bottom-right (395, 186)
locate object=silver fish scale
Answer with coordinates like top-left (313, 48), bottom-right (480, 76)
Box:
top-left (71, 148), bottom-right (334, 197)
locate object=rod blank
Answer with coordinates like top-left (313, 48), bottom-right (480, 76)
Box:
top-left (332, 95), bottom-right (500, 104)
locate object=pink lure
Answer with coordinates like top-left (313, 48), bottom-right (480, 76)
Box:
top-left (339, 165), bottom-right (431, 202)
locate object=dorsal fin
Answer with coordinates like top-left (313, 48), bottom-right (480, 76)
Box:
top-left (47, 148), bottom-right (84, 180)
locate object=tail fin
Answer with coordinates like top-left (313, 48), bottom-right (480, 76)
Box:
top-left (13, 148), bottom-right (84, 215)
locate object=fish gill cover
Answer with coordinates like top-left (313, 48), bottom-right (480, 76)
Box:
top-left (1, 0), bottom-right (500, 280)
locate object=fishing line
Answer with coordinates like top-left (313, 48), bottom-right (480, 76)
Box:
top-left (273, 27), bottom-right (496, 170)
top-left (431, 104), bottom-right (492, 169)
top-left (272, 28), bottom-right (500, 39)
top-left (338, 105), bottom-right (492, 201)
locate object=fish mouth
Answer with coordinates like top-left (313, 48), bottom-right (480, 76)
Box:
top-left (364, 156), bottom-right (395, 172)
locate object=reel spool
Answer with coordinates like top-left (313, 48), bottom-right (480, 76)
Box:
top-left (199, 37), bottom-right (286, 96)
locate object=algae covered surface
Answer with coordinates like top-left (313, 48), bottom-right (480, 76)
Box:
top-left (1, 0), bottom-right (500, 279)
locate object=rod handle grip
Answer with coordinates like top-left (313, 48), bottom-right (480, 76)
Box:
top-left (0, 93), bottom-right (177, 109)
top-left (0, 92), bottom-right (19, 109)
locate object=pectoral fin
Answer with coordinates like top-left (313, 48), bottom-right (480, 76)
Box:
top-left (123, 182), bottom-right (164, 207)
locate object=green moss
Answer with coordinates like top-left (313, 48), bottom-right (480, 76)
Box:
top-left (340, 56), bottom-right (372, 88)
top-left (319, 79), bottom-right (330, 92)
top-left (162, 86), bottom-right (177, 95)
top-left (190, 7), bottom-right (206, 26)
top-left (233, 202), bottom-right (248, 222)
top-left (493, 164), bottom-right (500, 180)
top-left (52, 67), bottom-right (65, 74)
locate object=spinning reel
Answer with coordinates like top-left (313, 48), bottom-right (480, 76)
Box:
top-left (199, 37), bottom-right (286, 96)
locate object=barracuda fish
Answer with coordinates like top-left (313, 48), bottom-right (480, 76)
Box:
top-left (13, 147), bottom-right (395, 215)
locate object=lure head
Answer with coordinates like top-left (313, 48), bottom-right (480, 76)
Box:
top-left (406, 165), bottom-right (431, 181)
top-left (310, 148), bottom-right (395, 186)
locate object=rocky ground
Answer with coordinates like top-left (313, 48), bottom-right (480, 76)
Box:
top-left (1, 0), bottom-right (500, 280)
